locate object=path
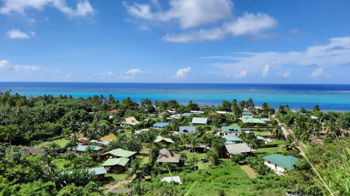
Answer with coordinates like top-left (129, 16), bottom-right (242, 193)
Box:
top-left (240, 165), bottom-right (257, 178)
top-left (103, 178), bottom-right (132, 194)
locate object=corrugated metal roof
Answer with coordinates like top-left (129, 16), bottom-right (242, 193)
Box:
top-left (263, 154), bottom-right (298, 170)
top-left (179, 126), bottom-right (196, 133)
top-left (191, 117), bottom-right (208, 124)
top-left (103, 148), bottom-right (136, 158)
top-left (154, 136), bottom-right (174, 143)
top-left (102, 158), bottom-right (129, 167)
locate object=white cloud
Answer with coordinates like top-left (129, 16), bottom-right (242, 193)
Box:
top-left (163, 12), bottom-right (277, 42)
top-left (0, 59), bottom-right (39, 72)
top-left (124, 0), bottom-right (233, 29)
top-left (6, 29), bottom-right (35, 39)
top-left (175, 66), bottom-right (191, 78)
top-left (262, 64), bottom-right (270, 77)
top-left (311, 68), bottom-right (324, 78)
top-left (163, 28), bottom-right (225, 43)
top-left (126, 68), bottom-right (142, 75)
top-left (207, 36), bottom-right (350, 77)
top-left (0, 0), bottom-right (94, 17)
top-left (278, 71), bottom-right (290, 78)
top-left (223, 13), bottom-right (277, 36)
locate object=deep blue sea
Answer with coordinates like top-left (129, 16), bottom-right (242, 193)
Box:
top-left (1, 82), bottom-right (350, 111)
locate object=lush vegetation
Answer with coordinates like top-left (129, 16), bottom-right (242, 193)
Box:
top-left (0, 91), bottom-right (349, 195)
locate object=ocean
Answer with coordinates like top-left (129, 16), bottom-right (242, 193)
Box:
top-left (1, 82), bottom-right (350, 111)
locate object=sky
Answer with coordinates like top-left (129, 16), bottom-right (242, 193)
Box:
top-left (0, 0), bottom-right (350, 83)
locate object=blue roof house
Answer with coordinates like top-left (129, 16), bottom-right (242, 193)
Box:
top-left (179, 126), bottom-right (196, 133)
top-left (153, 122), bottom-right (169, 128)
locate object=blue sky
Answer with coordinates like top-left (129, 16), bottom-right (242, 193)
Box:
top-left (0, 0), bottom-right (350, 83)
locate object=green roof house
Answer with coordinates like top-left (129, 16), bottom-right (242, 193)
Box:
top-left (220, 126), bottom-right (241, 136)
top-left (154, 136), bottom-right (174, 144)
top-left (88, 167), bottom-right (107, 177)
top-left (222, 135), bottom-right (242, 144)
top-left (103, 158), bottom-right (130, 173)
top-left (103, 148), bottom-right (136, 158)
top-left (263, 154), bottom-right (298, 175)
top-left (73, 145), bottom-right (102, 155)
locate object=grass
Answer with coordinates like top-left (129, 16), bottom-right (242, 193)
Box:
top-left (143, 160), bottom-right (288, 196)
top-left (256, 139), bottom-right (285, 155)
top-left (53, 158), bottom-right (71, 169)
top-left (37, 139), bottom-right (70, 148)
top-left (105, 173), bottom-right (129, 183)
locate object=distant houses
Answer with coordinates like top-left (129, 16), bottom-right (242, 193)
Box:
top-left (263, 154), bottom-right (298, 175)
top-left (153, 122), bottom-right (169, 128)
top-left (154, 136), bottom-right (174, 145)
top-left (156, 148), bottom-right (181, 164)
top-left (192, 117), bottom-right (208, 125)
top-left (239, 116), bottom-right (266, 124)
top-left (179, 126), bottom-right (196, 134)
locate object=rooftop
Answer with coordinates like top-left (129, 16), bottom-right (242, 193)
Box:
top-left (263, 154), bottom-right (298, 170)
top-left (103, 148), bottom-right (136, 158)
top-left (154, 136), bottom-right (175, 144)
top-left (88, 167), bottom-right (107, 175)
top-left (156, 148), bottom-right (181, 163)
top-left (160, 176), bottom-right (182, 184)
top-left (153, 122), bottom-right (169, 127)
top-left (102, 157), bottom-right (130, 167)
top-left (225, 143), bottom-right (254, 154)
top-left (221, 126), bottom-right (241, 133)
top-left (192, 117), bottom-right (208, 124)
top-left (100, 133), bottom-right (118, 142)
top-left (239, 116), bottom-right (266, 124)
top-left (179, 126), bottom-right (196, 133)
top-left (73, 144), bottom-right (102, 152)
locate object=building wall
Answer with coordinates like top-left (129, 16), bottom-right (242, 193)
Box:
top-left (264, 161), bottom-right (286, 176)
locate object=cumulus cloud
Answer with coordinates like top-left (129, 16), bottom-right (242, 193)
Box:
top-left (310, 68), bottom-right (324, 78)
top-left (262, 64), bottom-right (270, 77)
top-left (207, 36), bottom-right (350, 78)
top-left (7, 29), bottom-right (35, 39)
top-left (124, 0), bottom-right (233, 29)
top-left (0, 59), bottom-right (39, 72)
top-left (126, 68), bottom-right (143, 75)
top-left (0, 0), bottom-right (94, 17)
top-left (125, 1), bottom-right (277, 43)
top-left (163, 12), bottom-right (276, 43)
top-left (175, 66), bottom-right (191, 78)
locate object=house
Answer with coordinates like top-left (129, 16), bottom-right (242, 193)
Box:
top-left (242, 111), bottom-right (253, 117)
top-left (263, 154), bottom-right (298, 175)
top-left (103, 148), bottom-right (136, 159)
top-left (220, 126), bottom-right (241, 136)
top-left (77, 137), bottom-right (89, 144)
top-left (181, 113), bottom-right (192, 117)
top-left (108, 109), bottom-right (118, 114)
top-left (153, 122), bottom-right (169, 128)
top-left (179, 126), bottom-right (196, 134)
top-left (160, 176), bottom-right (182, 184)
top-left (185, 144), bottom-right (209, 153)
top-left (122, 117), bottom-right (139, 126)
top-left (256, 135), bottom-right (271, 144)
top-left (225, 143), bottom-right (254, 155)
top-left (102, 157), bottom-right (130, 173)
top-left (88, 167), bottom-right (107, 178)
top-left (222, 135), bottom-right (242, 144)
top-left (239, 116), bottom-right (266, 124)
top-left (135, 128), bottom-right (149, 135)
top-left (156, 148), bottom-right (181, 164)
top-left (73, 144), bottom-right (102, 155)
top-left (167, 114), bottom-right (181, 120)
top-left (90, 140), bottom-right (109, 146)
top-left (216, 111), bottom-right (231, 114)
top-left (191, 117), bottom-right (208, 125)
top-left (154, 136), bottom-right (175, 145)
top-left (190, 110), bottom-right (204, 115)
